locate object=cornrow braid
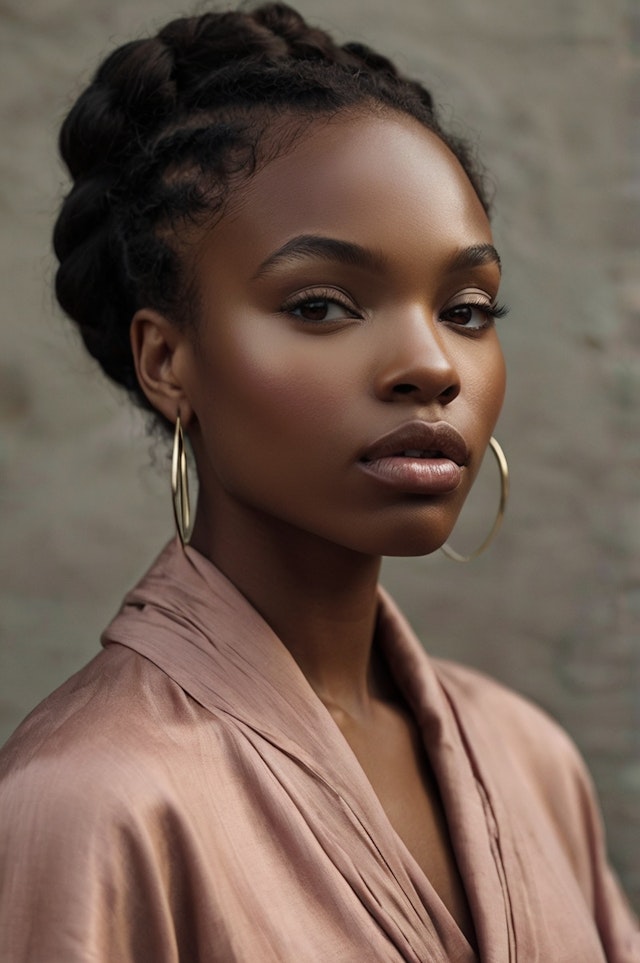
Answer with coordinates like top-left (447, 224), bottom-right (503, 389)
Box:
top-left (53, 2), bottom-right (489, 420)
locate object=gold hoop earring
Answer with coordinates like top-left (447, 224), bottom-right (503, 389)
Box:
top-left (440, 436), bottom-right (509, 563)
top-left (171, 414), bottom-right (193, 547)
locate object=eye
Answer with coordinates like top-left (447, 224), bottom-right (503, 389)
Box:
top-left (283, 289), bottom-right (362, 325)
top-left (292, 298), bottom-right (346, 322)
top-left (440, 298), bottom-right (509, 332)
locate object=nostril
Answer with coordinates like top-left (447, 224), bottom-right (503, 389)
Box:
top-left (392, 383), bottom-right (418, 395)
top-left (440, 384), bottom-right (459, 400)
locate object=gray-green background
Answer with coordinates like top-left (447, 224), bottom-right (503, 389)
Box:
top-left (1, 0), bottom-right (638, 910)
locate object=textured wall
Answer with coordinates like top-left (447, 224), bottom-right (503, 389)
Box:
top-left (1, 0), bottom-right (638, 910)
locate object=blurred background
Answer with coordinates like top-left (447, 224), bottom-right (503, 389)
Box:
top-left (1, 0), bottom-right (638, 911)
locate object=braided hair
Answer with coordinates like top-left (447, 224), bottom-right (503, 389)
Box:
top-left (53, 2), bottom-right (489, 421)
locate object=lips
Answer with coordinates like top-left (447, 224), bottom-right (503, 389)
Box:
top-left (360, 421), bottom-right (470, 466)
top-left (358, 421), bottom-right (469, 495)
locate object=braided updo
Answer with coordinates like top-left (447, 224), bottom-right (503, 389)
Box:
top-left (53, 2), bottom-right (489, 421)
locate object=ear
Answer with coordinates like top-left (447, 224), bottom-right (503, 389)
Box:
top-left (130, 308), bottom-right (195, 428)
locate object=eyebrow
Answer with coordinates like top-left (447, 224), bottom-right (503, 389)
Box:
top-left (448, 243), bottom-right (502, 274)
top-left (252, 234), bottom-right (501, 279)
top-left (252, 235), bottom-right (387, 279)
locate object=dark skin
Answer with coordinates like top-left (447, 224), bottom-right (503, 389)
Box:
top-left (132, 110), bottom-right (506, 947)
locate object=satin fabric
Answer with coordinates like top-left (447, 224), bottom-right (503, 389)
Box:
top-left (0, 539), bottom-right (638, 961)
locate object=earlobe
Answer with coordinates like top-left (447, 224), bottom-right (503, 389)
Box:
top-left (130, 308), bottom-right (194, 426)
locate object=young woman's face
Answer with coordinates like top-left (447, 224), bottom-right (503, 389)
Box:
top-left (180, 111), bottom-right (506, 557)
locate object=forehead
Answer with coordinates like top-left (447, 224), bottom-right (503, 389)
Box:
top-left (196, 111), bottom-right (492, 279)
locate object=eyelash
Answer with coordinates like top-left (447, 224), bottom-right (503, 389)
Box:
top-left (440, 299), bottom-right (510, 333)
top-left (282, 289), bottom-right (510, 331)
top-left (282, 289), bottom-right (361, 325)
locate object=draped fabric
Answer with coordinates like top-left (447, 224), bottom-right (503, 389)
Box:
top-left (0, 539), bottom-right (638, 961)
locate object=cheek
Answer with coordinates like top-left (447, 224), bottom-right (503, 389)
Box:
top-left (464, 339), bottom-right (506, 429)
top-left (191, 319), bottom-right (361, 476)
top-left (486, 351), bottom-right (507, 420)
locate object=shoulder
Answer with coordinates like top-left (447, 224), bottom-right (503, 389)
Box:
top-left (430, 658), bottom-right (594, 819)
top-left (0, 643), bottom-right (244, 948)
top-left (0, 644), bottom-right (210, 962)
top-left (2, 643), bottom-right (176, 757)
top-left (433, 656), bottom-right (581, 765)
top-left (433, 658), bottom-right (604, 868)
top-left (0, 643), bottom-right (234, 825)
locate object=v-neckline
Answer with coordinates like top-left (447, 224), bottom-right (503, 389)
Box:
top-left (375, 587), bottom-right (516, 961)
top-left (103, 540), bottom-right (514, 961)
top-left (322, 701), bottom-right (481, 960)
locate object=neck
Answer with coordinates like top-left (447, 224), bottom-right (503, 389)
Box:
top-left (190, 497), bottom-right (384, 717)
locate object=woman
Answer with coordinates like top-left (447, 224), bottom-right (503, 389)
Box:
top-left (0, 3), bottom-right (637, 960)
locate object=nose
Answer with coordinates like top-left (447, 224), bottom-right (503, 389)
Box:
top-left (373, 310), bottom-right (460, 405)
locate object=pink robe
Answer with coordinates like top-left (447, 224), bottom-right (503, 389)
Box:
top-left (0, 540), bottom-right (638, 961)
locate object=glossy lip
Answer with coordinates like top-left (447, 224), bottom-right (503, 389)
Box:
top-left (357, 420), bottom-right (469, 495)
top-left (359, 420), bottom-right (470, 466)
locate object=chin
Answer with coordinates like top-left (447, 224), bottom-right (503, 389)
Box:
top-left (379, 535), bottom-right (449, 559)
top-left (348, 520), bottom-right (456, 559)
top-left (347, 501), bottom-right (462, 559)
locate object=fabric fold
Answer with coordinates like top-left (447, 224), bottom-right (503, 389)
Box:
top-left (1, 537), bottom-right (637, 962)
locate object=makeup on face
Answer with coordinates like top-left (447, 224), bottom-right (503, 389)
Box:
top-left (181, 111), bottom-right (506, 561)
